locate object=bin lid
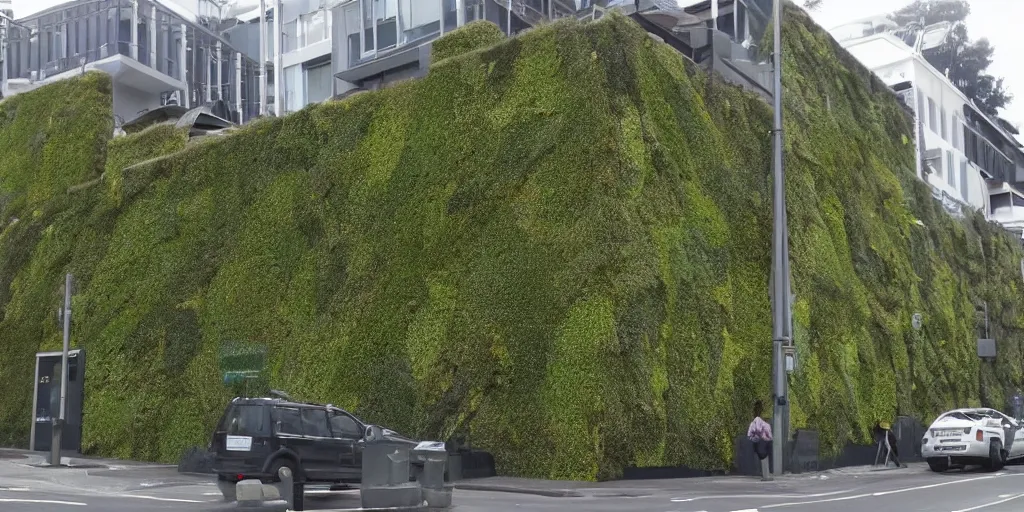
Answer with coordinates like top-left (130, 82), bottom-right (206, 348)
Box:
top-left (414, 441), bottom-right (446, 452)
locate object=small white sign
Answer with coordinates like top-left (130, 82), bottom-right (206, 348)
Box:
top-left (225, 435), bottom-right (252, 452)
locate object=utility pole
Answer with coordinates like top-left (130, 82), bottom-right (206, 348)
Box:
top-left (769, 0), bottom-right (792, 478)
top-left (51, 273), bottom-right (73, 467)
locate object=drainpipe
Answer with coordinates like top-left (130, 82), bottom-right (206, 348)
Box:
top-left (274, 0), bottom-right (282, 116)
top-left (1, 16), bottom-right (7, 98)
top-left (457, 0), bottom-right (466, 26)
top-left (216, 41), bottom-right (222, 100)
top-left (131, 0), bottom-right (139, 60)
top-left (149, 5), bottom-right (157, 68)
top-left (259, 0), bottom-right (267, 116)
top-left (235, 51), bottom-right (242, 120)
top-left (180, 23), bottom-right (189, 108)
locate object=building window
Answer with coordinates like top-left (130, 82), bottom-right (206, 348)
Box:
top-left (960, 158), bottom-right (968, 200)
top-left (940, 107), bottom-right (947, 141)
top-left (947, 150), bottom-right (955, 188)
top-left (305, 62), bottom-right (333, 105)
top-left (928, 97), bottom-right (937, 133)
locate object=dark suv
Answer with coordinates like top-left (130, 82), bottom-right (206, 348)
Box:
top-left (211, 397), bottom-right (415, 497)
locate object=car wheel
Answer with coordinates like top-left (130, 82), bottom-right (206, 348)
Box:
top-left (269, 458), bottom-right (301, 483)
top-left (927, 458), bottom-right (949, 472)
top-left (986, 440), bottom-right (1006, 471)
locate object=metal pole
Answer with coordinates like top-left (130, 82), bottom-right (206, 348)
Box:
top-left (769, 0), bottom-right (790, 477)
top-left (984, 301), bottom-right (989, 339)
top-left (259, 0), bottom-right (267, 116)
top-left (507, 0), bottom-right (512, 35)
top-left (51, 273), bottom-right (72, 466)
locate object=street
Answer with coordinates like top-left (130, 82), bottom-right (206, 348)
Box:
top-left (3, 450), bottom-right (1024, 511)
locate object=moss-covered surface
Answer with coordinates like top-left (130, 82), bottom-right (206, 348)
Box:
top-left (1, 8), bottom-right (1023, 479)
top-left (431, 20), bottom-right (507, 64)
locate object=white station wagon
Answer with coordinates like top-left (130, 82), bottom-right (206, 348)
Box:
top-left (922, 408), bottom-right (1024, 472)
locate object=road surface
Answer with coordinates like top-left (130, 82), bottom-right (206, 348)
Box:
top-left (3, 450), bottom-right (1024, 511)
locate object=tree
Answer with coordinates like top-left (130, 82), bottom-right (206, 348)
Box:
top-left (812, 0), bottom-right (1012, 117)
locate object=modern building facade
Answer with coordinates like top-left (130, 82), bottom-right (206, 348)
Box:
top-left (831, 16), bottom-right (1024, 231)
top-left (2, 0), bottom-right (265, 128)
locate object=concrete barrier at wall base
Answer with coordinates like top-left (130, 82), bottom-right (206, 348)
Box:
top-left (789, 430), bottom-right (819, 474)
top-left (361, 484), bottom-right (423, 509)
top-left (732, 434), bottom-right (775, 477)
top-left (894, 416), bottom-right (925, 462)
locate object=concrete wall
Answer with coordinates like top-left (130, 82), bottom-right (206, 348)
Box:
top-left (113, 81), bottom-right (162, 129)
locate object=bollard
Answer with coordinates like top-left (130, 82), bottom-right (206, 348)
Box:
top-left (278, 466), bottom-right (293, 509)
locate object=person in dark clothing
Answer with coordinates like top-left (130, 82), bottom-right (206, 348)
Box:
top-left (873, 420), bottom-right (904, 467)
top-left (748, 400), bottom-right (773, 481)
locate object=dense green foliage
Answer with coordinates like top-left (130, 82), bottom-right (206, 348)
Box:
top-left (1, 9), bottom-right (1023, 480)
top-left (431, 20), bottom-right (507, 64)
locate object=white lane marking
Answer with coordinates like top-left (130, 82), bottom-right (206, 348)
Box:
top-left (0, 498), bottom-right (87, 506)
top-left (951, 493), bottom-right (1024, 512)
top-left (762, 493), bottom-right (872, 508)
top-left (0, 487), bottom-right (31, 491)
top-left (760, 474), bottom-right (1014, 509)
top-left (116, 494), bottom-right (204, 503)
top-left (998, 494), bottom-right (1013, 498)
top-left (871, 475), bottom-right (1004, 496)
top-left (731, 509), bottom-right (760, 512)
top-left (670, 490), bottom-right (853, 502)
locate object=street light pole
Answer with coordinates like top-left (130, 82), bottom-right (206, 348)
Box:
top-left (769, 0), bottom-right (791, 477)
top-left (51, 273), bottom-right (72, 467)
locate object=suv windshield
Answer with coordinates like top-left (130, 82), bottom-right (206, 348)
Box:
top-left (218, 404), bottom-right (269, 436)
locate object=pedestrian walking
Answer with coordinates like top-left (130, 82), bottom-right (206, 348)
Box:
top-left (748, 400), bottom-right (773, 481)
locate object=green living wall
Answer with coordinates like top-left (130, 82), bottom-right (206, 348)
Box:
top-left (1, 6), bottom-right (1022, 480)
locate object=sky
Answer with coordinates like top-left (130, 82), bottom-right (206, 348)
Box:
top-left (11, 0), bottom-right (1023, 127)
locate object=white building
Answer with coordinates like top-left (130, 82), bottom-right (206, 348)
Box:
top-left (830, 16), bottom-right (1024, 231)
top-left (2, 0), bottom-right (265, 128)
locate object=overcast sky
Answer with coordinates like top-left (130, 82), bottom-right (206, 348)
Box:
top-left (11, 0), bottom-right (1022, 128)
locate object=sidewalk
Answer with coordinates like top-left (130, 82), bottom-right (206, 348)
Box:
top-left (452, 463), bottom-right (925, 498)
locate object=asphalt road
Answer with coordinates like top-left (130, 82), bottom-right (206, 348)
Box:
top-left (4, 454), bottom-right (1024, 512)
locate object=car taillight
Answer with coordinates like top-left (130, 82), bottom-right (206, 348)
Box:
top-left (976, 430), bottom-right (984, 441)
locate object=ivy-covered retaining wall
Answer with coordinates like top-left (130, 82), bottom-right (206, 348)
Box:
top-left (1, 7), bottom-right (1022, 480)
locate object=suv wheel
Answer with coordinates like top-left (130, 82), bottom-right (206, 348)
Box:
top-left (927, 457), bottom-right (949, 472)
top-left (269, 458), bottom-right (301, 483)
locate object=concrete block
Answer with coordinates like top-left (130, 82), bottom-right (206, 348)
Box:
top-left (422, 485), bottom-right (453, 509)
top-left (262, 483), bottom-right (280, 499)
top-left (361, 483), bottom-right (423, 509)
top-left (235, 479), bottom-right (264, 505)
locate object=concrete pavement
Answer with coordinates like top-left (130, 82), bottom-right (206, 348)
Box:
top-left (3, 448), bottom-right (1024, 511)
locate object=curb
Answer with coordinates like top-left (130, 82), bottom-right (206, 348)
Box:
top-left (453, 483), bottom-right (583, 498)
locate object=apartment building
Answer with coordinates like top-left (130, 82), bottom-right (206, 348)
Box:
top-left (831, 16), bottom-right (1024, 231)
top-left (1, 0), bottom-right (265, 128)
